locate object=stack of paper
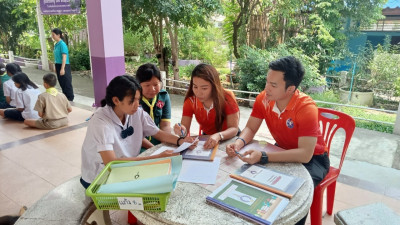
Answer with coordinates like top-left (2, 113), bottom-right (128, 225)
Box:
top-left (97, 156), bottom-right (182, 194)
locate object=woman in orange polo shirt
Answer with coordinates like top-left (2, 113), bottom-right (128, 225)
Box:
top-left (174, 63), bottom-right (240, 149)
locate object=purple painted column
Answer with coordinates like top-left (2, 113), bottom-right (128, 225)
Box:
top-left (86, 0), bottom-right (125, 106)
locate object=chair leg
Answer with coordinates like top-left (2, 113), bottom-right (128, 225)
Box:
top-left (310, 189), bottom-right (324, 225)
top-left (326, 181), bottom-right (337, 215)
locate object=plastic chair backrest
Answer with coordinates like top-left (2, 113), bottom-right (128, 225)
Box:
top-left (318, 108), bottom-right (355, 170)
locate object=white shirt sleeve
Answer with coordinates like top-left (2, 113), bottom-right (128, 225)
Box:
top-left (139, 108), bottom-right (160, 137)
top-left (3, 81), bottom-right (10, 96)
top-left (89, 117), bottom-right (115, 152)
top-left (15, 90), bottom-right (24, 109)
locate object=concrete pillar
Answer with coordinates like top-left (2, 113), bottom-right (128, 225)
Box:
top-left (161, 71), bottom-right (166, 89)
top-left (393, 102), bottom-right (400, 135)
top-left (8, 51), bottom-right (14, 62)
top-left (86, 0), bottom-right (125, 106)
top-left (36, 0), bottom-right (49, 71)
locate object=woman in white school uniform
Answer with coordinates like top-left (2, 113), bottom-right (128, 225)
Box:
top-left (1, 63), bottom-right (21, 109)
top-left (0, 73), bottom-right (40, 121)
top-left (80, 75), bottom-right (195, 188)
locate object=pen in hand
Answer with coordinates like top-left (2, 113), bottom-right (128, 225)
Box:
top-left (234, 150), bottom-right (243, 157)
top-left (178, 123), bottom-right (186, 137)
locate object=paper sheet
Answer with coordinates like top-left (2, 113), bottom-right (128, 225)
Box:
top-left (178, 157), bottom-right (221, 184)
top-left (151, 146), bottom-right (177, 156)
top-left (173, 137), bottom-right (199, 153)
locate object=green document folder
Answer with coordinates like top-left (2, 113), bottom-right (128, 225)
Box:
top-left (106, 163), bottom-right (171, 184)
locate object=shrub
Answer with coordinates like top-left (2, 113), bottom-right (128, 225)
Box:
top-left (179, 64), bottom-right (196, 79)
top-left (236, 45), bottom-right (325, 93)
top-left (369, 51), bottom-right (400, 94)
top-left (124, 31), bottom-right (141, 56)
top-left (69, 42), bottom-right (90, 71)
top-left (179, 26), bottom-right (229, 67)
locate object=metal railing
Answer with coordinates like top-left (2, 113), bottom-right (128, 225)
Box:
top-left (0, 52), bottom-right (40, 67)
top-left (163, 77), bottom-right (399, 129)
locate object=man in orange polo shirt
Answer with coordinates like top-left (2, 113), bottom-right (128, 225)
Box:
top-left (226, 56), bottom-right (329, 225)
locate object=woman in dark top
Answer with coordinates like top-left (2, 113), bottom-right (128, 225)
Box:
top-left (136, 63), bottom-right (172, 151)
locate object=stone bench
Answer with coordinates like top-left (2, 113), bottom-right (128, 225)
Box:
top-left (334, 202), bottom-right (400, 225)
top-left (14, 176), bottom-right (111, 225)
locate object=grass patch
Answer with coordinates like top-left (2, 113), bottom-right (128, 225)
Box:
top-left (309, 90), bottom-right (396, 134)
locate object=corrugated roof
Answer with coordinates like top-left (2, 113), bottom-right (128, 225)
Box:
top-left (384, 0), bottom-right (400, 9)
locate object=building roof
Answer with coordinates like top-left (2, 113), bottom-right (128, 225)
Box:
top-left (384, 0), bottom-right (400, 9)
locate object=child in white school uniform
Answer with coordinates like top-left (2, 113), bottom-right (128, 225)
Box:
top-left (80, 75), bottom-right (196, 189)
top-left (0, 73), bottom-right (40, 121)
top-left (1, 63), bottom-right (21, 109)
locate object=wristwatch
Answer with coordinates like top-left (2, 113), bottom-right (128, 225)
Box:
top-left (218, 132), bottom-right (224, 141)
top-left (259, 152), bottom-right (269, 164)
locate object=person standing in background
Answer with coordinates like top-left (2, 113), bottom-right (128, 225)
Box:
top-left (51, 28), bottom-right (74, 101)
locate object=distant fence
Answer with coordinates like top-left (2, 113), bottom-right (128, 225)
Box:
top-left (161, 76), bottom-right (400, 135)
top-left (0, 52), bottom-right (40, 68)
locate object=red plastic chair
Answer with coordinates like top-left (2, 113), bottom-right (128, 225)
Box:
top-left (310, 108), bottom-right (355, 225)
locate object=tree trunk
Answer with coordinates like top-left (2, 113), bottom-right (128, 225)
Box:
top-left (148, 17), bottom-right (165, 74)
top-left (165, 18), bottom-right (179, 87)
top-left (232, 19), bottom-right (242, 59)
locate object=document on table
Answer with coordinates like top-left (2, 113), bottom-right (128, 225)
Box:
top-left (178, 157), bottom-right (221, 184)
top-left (151, 146), bottom-right (177, 156)
top-left (150, 137), bottom-right (199, 156)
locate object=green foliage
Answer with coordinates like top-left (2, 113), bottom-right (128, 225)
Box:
top-left (221, 0), bottom-right (240, 50)
top-left (0, 0), bottom-right (36, 52)
top-left (309, 90), bottom-right (340, 108)
top-left (396, 77), bottom-right (400, 96)
top-left (236, 46), bottom-right (270, 93)
top-left (307, 90), bottom-right (396, 133)
top-left (179, 26), bottom-right (229, 67)
top-left (221, 0), bottom-right (386, 73)
top-left (236, 45), bottom-right (325, 93)
top-left (18, 33), bottom-right (41, 58)
top-left (216, 67), bottom-right (230, 75)
top-left (69, 43), bottom-right (90, 71)
top-left (339, 107), bottom-right (395, 134)
top-left (179, 64), bottom-right (196, 79)
top-left (342, 41), bottom-right (375, 92)
top-left (123, 31), bottom-right (142, 56)
top-left (369, 51), bottom-right (400, 95)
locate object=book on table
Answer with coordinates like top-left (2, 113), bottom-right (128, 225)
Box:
top-left (206, 164), bottom-right (304, 225)
top-left (181, 139), bottom-right (218, 161)
top-left (230, 164), bottom-right (304, 199)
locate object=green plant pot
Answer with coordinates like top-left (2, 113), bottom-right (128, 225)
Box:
top-left (339, 88), bottom-right (374, 106)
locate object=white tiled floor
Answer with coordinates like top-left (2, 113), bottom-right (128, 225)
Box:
top-left (0, 105), bottom-right (399, 225)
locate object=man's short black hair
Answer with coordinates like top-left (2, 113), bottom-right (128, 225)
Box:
top-left (268, 56), bottom-right (305, 89)
top-left (43, 73), bottom-right (57, 87)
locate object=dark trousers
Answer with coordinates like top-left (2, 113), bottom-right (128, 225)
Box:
top-left (0, 215), bottom-right (19, 225)
top-left (4, 109), bottom-right (24, 121)
top-left (55, 63), bottom-right (74, 101)
top-left (295, 152), bottom-right (330, 225)
top-left (0, 102), bottom-right (14, 109)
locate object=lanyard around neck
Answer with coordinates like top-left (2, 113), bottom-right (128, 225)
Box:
top-left (141, 96), bottom-right (157, 121)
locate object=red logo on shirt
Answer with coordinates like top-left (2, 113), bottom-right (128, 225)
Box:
top-left (156, 100), bottom-right (164, 109)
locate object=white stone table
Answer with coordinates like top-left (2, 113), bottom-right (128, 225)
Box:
top-left (132, 138), bottom-right (314, 225)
